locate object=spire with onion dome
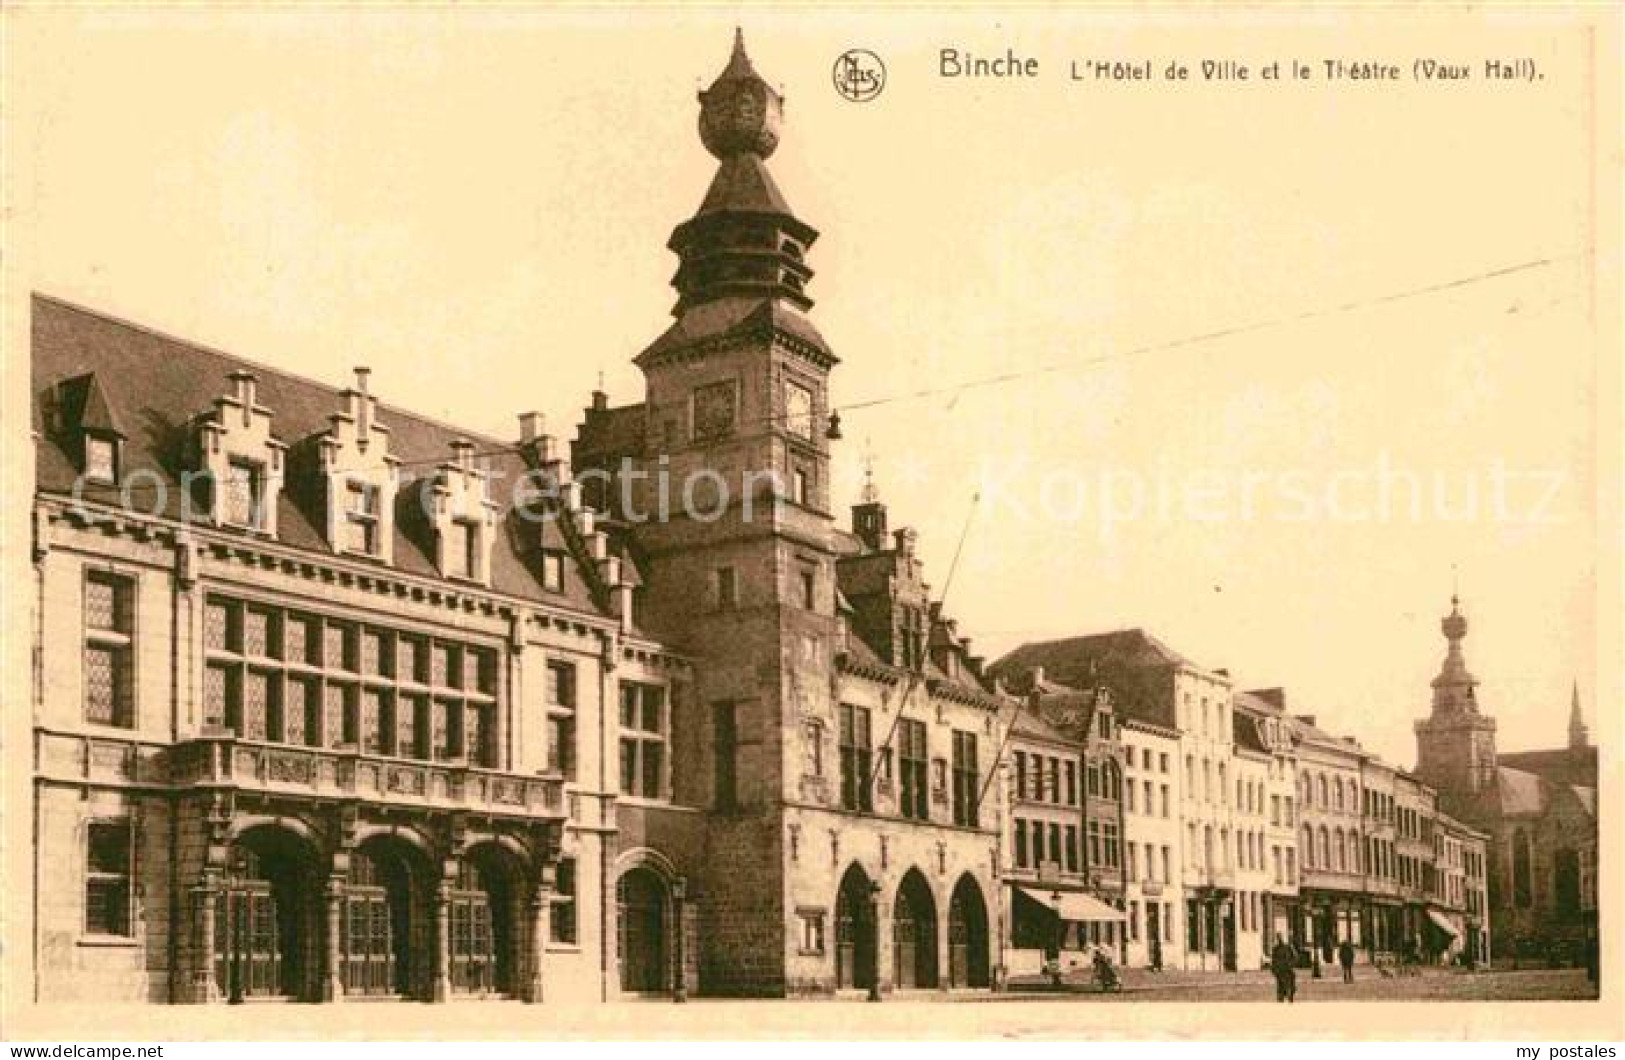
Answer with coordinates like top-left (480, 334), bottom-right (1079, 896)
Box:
top-left (1430, 593), bottom-right (1481, 714)
top-left (667, 29), bottom-right (818, 315)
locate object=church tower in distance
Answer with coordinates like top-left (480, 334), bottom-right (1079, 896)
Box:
top-left (1414, 595), bottom-right (1500, 812)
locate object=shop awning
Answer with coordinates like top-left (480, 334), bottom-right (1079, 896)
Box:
top-left (1018, 886), bottom-right (1126, 923)
top-left (1425, 909), bottom-right (1461, 938)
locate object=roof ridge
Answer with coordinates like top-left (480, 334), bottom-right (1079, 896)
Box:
top-left (33, 292), bottom-right (517, 454)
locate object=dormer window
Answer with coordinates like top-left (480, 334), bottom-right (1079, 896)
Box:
top-left (542, 551), bottom-right (566, 593)
top-left (52, 373), bottom-right (127, 487)
top-left (197, 369), bottom-right (285, 536)
top-left (425, 439), bottom-right (497, 586)
top-left (221, 457), bottom-right (267, 529)
top-left (344, 481), bottom-right (380, 555)
top-left (445, 518), bottom-right (480, 581)
top-left (317, 369), bottom-right (398, 563)
top-left (84, 434), bottom-right (119, 485)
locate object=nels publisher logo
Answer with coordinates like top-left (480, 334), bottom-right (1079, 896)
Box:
top-left (833, 49), bottom-right (886, 102)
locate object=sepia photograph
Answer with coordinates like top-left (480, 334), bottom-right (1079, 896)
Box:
top-left (1, 3), bottom-right (1619, 1048)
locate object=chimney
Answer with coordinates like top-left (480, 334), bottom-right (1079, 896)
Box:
top-left (229, 369), bottom-right (257, 407)
top-left (450, 438), bottom-right (475, 472)
top-left (518, 411), bottom-right (559, 466)
top-left (347, 366), bottom-right (375, 447)
top-left (591, 389), bottom-right (609, 413)
top-left (1250, 687), bottom-right (1287, 710)
top-left (228, 370), bottom-right (257, 427)
top-left (893, 526), bottom-right (917, 558)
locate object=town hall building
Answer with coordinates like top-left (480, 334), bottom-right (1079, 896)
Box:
top-left (25, 31), bottom-right (1006, 1004)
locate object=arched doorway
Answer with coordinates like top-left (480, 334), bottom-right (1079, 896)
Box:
top-left (216, 825), bottom-right (320, 1000)
top-left (893, 869), bottom-right (938, 989)
top-left (617, 867), bottom-right (669, 994)
top-left (947, 874), bottom-right (990, 988)
top-left (834, 863), bottom-right (877, 991)
top-left (345, 836), bottom-right (429, 999)
top-left (450, 844), bottom-right (521, 997)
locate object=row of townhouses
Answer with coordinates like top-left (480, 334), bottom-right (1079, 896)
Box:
top-left (24, 31), bottom-right (1595, 1005)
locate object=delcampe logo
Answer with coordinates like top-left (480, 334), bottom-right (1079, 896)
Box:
top-left (833, 49), bottom-right (886, 101)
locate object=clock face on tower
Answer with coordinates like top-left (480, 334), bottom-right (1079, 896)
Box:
top-left (785, 381), bottom-right (814, 439)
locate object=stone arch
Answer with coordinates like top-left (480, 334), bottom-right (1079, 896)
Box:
top-left (449, 840), bottom-right (526, 997)
top-left (612, 845), bottom-right (681, 884)
top-left (946, 873), bottom-right (991, 989)
top-left (352, 822), bottom-right (438, 863)
top-left (218, 822), bottom-right (325, 1001)
top-left (616, 864), bottom-right (671, 994)
top-left (345, 832), bottom-right (437, 999)
top-left (892, 867), bottom-right (938, 989)
top-left (225, 812), bottom-right (323, 851)
top-left (834, 861), bottom-right (878, 991)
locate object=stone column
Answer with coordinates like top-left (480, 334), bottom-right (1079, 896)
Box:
top-left (526, 878), bottom-right (552, 1003)
top-left (432, 881), bottom-right (452, 1002)
top-left (869, 890), bottom-right (888, 1001)
top-left (190, 879), bottom-right (220, 1004)
top-left (323, 876), bottom-right (345, 1002)
top-left (671, 877), bottom-right (688, 1003)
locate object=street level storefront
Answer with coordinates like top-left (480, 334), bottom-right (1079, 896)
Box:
top-left (1300, 889), bottom-right (1365, 967)
top-left (1006, 884), bottom-right (1125, 977)
top-left (1185, 888), bottom-right (1235, 971)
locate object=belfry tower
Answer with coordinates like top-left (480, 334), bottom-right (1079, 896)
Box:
top-left (1414, 595), bottom-right (1500, 811)
top-left (615, 29), bottom-right (844, 996)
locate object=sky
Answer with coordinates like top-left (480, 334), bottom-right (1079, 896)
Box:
top-left (5, 8), bottom-right (1607, 767)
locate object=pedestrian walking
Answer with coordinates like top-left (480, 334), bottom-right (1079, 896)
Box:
top-left (1338, 938), bottom-right (1356, 984)
top-left (1270, 935), bottom-right (1298, 1003)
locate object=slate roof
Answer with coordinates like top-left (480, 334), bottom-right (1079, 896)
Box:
top-left (1236, 688), bottom-right (1286, 715)
top-left (990, 628), bottom-right (1207, 687)
top-left (634, 296), bottom-right (833, 365)
top-left (696, 154), bottom-right (795, 218)
top-left (1494, 766), bottom-right (1547, 817)
top-left (1232, 706), bottom-right (1270, 755)
top-left (1497, 745), bottom-right (1598, 788)
top-left (1010, 705), bottom-right (1080, 748)
top-left (32, 294), bottom-right (611, 619)
top-left (1290, 714), bottom-right (1367, 757)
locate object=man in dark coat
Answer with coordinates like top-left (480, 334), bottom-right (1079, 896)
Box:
top-left (1270, 935), bottom-right (1299, 1002)
top-left (1338, 937), bottom-right (1357, 983)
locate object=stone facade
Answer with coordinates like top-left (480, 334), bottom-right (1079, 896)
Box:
top-left (1117, 718), bottom-right (1185, 971)
top-left (29, 475), bottom-right (660, 1004)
